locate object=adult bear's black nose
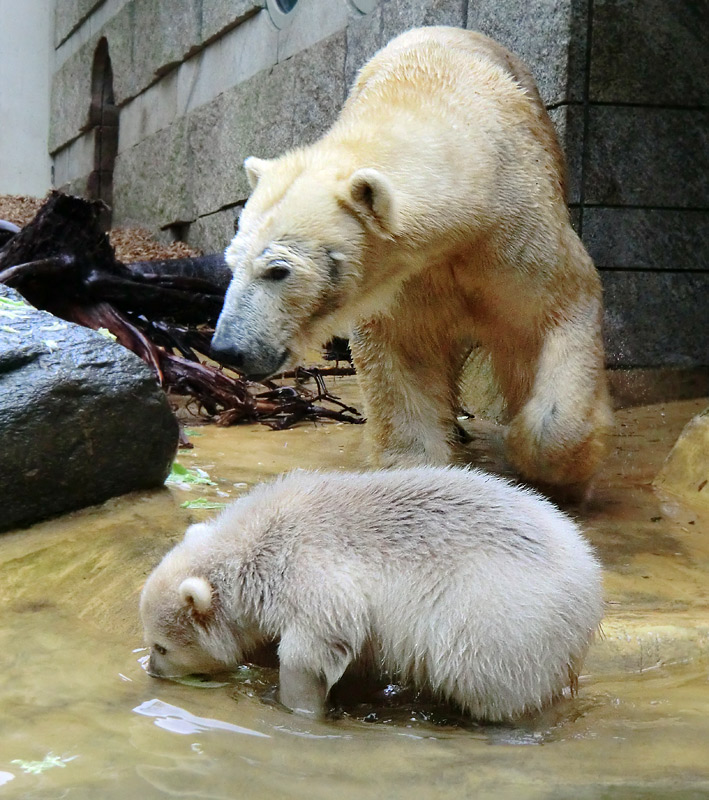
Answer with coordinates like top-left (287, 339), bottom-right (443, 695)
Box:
top-left (210, 332), bottom-right (246, 371)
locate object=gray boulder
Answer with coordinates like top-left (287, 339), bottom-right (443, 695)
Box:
top-left (0, 284), bottom-right (178, 532)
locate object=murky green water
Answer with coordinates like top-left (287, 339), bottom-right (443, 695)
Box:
top-left (1, 378), bottom-right (707, 799)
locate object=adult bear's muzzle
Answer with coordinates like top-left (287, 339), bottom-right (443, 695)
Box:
top-left (211, 326), bottom-right (289, 380)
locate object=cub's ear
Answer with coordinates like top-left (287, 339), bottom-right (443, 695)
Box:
top-left (183, 523), bottom-right (211, 544)
top-left (178, 577), bottom-right (213, 614)
top-left (244, 156), bottom-right (271, 190)
top-left (345, 168), bottom-right (398, 236)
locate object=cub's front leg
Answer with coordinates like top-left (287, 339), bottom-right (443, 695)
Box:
top-left (278, 663), bottom-right (329, 717)
top-left (277, 627), bottom-right (354, 717)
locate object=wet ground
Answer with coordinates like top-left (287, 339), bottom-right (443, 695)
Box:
top-left (0, 376), bottom-right (707, 799)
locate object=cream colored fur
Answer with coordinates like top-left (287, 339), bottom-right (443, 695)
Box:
top-left (140, 467), bottom-right (603, 721)
top-left (213, 26), bottom-right (613, 491)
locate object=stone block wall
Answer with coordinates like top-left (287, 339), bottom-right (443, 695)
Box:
top-left (50, 0), bottom-right (708, 368)
top-left (567, 0), bottom-right (708, 368)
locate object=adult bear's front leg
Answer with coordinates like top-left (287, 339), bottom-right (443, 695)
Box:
top-left (350, 314), bottom-right (463, 468)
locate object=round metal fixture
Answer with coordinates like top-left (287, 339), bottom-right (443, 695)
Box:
top-left (266, 0), bottom-right (299, 29)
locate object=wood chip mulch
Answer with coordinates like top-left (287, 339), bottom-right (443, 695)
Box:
top-left (0, 194), bottom-right (44, 227)
top-left (0, 193), bottom-right (203, 263)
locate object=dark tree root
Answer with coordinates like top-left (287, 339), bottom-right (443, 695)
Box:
top-left (0, 191), bottom-right (362, 431)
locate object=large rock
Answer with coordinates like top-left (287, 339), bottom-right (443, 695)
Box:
top-left (0, 285), bottom-right (178, 532)
top-left (654, 406), bottom-right (709, 512)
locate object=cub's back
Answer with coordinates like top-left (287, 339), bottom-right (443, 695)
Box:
top-left (238, 467), bottom-right (589, 572)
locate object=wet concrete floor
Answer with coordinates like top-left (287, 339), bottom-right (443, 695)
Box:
top-left (0, 376), bottom-right (707, 799)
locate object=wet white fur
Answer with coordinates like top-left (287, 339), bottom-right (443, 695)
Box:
top-left (216, 27), bottom-right (613, 490)
top-left (140, 467), bottom-right (603, 721)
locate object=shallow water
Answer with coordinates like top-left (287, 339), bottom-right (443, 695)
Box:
top-left (1, 377), bottom-right (707, 799)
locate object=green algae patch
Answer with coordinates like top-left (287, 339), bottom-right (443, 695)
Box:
top-left (166, 462), bottom-right (216, 487)
top-left (180, 497), bottom-right (227, 510)
top-left (169, 674), bottom-right (231, 689)
top-left (0, 296), bottom-right (30, 311)
top-left (11, 753), bottom-right (77, 775)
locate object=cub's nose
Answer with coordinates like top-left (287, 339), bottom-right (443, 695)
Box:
top-left (146, 654), bottom-right (162, 678)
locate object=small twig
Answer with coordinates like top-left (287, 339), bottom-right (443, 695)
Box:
top-left (280, 365), bottom-right (356, 379)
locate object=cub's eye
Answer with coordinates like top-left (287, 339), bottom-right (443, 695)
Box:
top-left (262, 261), bottom-right (291, 281)
top-left (154, 644), bottom-right (167, 656)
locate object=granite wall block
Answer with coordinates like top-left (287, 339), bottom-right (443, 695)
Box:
top-left (547, 104), bottom-right (584, 205)
top-left (585, 209), bottom-right (709, 271)
top-left (112, 116), bottom-right (193, 228)
top-left (590, 0), bottom-right (709, 106)
top-left (188, 29), bottom-right (346, 221)
top-left (188, 91), bottom-right (252, 219)
top-left (187, 59), bottom-right (294, 218)
top-left (128, 0), bottom-right (201, 96)
top-left (466, 0), bottom-right (579, 106)
top-left (200, 0), bottom-right (264, 44)
top-left (54, 0), bottom-right (107, 47)
top-left (50, 8), bottom-right (135, 153)
top-left (343, 0), bottom-right (468, 90)
top-left (276, 0), bottom-right (348, 63)
top-left (189, 208), bottom-right (241, 253)
top-left (49, 44), bottom-right (94, 153)
top-left (344, 4), bottom-right (383, 89)
top-left (290, 29), bottom-right (348, 146)
top-left (602, 271), bottom-right (709, 367)
top-left (585, 107), bottom-right (709, 207)
top-left (380, 0), bottom-right (467, 36)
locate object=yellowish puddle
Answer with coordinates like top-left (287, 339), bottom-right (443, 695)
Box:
top-left (0, 377), bottom-right (707, 799)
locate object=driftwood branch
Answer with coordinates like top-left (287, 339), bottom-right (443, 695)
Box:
top-left (0, 192), bottom-right (361, 429)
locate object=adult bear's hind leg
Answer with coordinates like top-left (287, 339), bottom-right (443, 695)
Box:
top-left (504, 297), bottom-right (613, 494)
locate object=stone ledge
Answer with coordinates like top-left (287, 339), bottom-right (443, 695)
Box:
top-left (609, 368), bottom-right (709, 410)
top-left (654, 406), bottom-right (709, 513)
top-left (587, 615), bottom-right (709, 674)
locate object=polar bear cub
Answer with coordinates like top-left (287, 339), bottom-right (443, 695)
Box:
top-left (140, 467), bottom-right (603, 721)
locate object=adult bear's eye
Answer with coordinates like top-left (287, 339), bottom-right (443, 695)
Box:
top-left (263, 261), bottom-right (291, 281)
top-left (154, 643), bottom-right (167, 655)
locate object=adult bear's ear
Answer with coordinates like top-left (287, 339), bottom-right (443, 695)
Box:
top-left (244, 156), bottom-right (271, 190)
top-left (178, 577), bottom-right (213, 614)
top-left (345, 168), bottom-right (398, 237)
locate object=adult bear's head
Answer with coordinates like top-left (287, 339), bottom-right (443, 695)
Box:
top-left (212, 151), bottom-right (401, 379)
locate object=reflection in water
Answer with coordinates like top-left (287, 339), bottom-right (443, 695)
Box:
top-left (0, 377), bottom-right (707, 798)
top-left (133, 699), bottom-right (270, 738)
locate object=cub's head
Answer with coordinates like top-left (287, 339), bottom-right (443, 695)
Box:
top-left (212, 152), bottom-right (399, 379)
top-left (139, 523), bottom-right (260, 678)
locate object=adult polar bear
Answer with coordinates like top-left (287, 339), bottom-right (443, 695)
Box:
top-left (212, 27), bottom-right (613, 491)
